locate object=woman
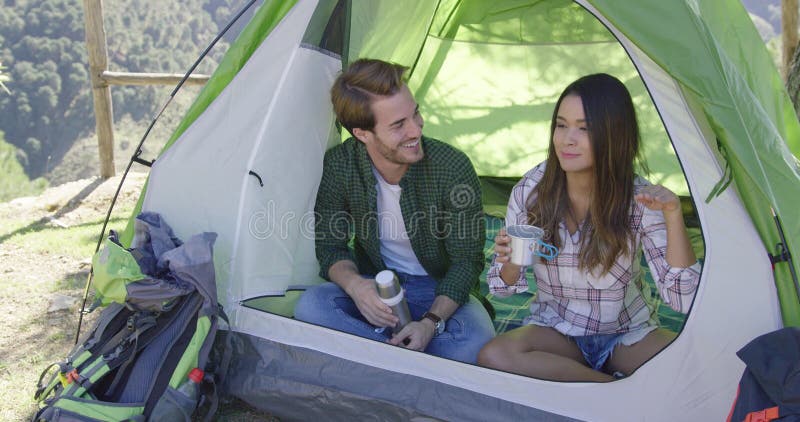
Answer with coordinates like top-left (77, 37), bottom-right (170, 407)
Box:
top-left (477, 74), bottom-right (701, 382)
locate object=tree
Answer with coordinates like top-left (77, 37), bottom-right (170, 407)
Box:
top-left (0, 55), bottom-right (49, 201)
top-left (787, 45), bottom-right (800, 116)
top-left (0, 61), bottom-right (9, 95)
top-left (0, 0), bottom-right (93, 177)
top-left (0, 0), bottom-right (246, 179)
top-left (783, 0), bottom-right (799, 78)
top-left (785, 0), bottom-right (800, 118)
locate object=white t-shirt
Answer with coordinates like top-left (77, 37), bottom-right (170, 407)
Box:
top-left (372, 166), bottom-right (427, 275)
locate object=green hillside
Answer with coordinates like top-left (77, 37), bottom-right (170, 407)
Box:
top-left (0, 134), bottom-right (47, 202)
top-left (0, 0), bottom-right (249, 186)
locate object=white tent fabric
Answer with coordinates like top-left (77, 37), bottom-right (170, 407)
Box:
top-left (139, 0), bottom-right (786, 420)
top-left (229, 6), bottom-right (783, 420)
top-left (143, 0), bottom-right (333, 304)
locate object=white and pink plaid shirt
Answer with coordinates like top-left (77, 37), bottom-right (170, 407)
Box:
top-left (487, 163), bottom-right (701, 337)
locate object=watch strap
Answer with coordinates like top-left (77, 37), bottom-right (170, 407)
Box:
top-left (422, 312), bottom-right (444, 335)
top-left (422, 311), bottom-right (441, 323)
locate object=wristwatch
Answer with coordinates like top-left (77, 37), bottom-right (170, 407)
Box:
top-left (422, 312), bottom-right (445, 336)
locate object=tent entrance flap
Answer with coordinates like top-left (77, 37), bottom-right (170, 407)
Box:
top-left (142, 0), bottom-right (339, 304)
top-left (367, 0), bottom-right (689, 194)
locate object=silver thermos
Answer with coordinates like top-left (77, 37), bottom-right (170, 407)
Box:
top-left (374, 270), bottom-right (412, 333)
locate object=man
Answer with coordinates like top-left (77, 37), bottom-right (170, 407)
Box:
top-left (294, 58), bottom-right (495, 364)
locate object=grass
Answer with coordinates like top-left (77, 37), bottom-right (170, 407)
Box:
top-left (52, 273), bottom-right (88, 292)
top-left (2, 215), bottom-right (129, 259)
top-left (0, 138), bottom-right (48, 203)
top-left (0, 174), bottom-right (277, 421)
top-left (0, 221), bottom-right (109, 419)
top-left (0, 176), bottom-right (139, 420)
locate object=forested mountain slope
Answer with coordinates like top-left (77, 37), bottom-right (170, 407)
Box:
top-left (0, 0), bottom-right (248, 184)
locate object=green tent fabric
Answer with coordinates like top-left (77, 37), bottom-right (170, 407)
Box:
top-left (588, 0), bottom-right (800, 326)
top-left (109, 1), bottom-right (800, 420)
top-left (126, 0), bottom-right (798, 324)
top-left (120, 0), bottom-right (298, 247)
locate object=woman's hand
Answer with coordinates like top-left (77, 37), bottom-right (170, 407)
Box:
top-left (635, 184), bottom-right (697, 268)
top-left (494, 227), bottom-right (513, 264)
top-left (495, 227), bottom-right (525, 286)
top-left (634, 184), bottom-right (680, 215)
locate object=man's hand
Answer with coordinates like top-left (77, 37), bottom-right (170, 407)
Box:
top-left (328, 261), bottom-right (398, 328)
top-left (348, 279), bottom-right (398, 328)
top-left (388, 319), bottom-right (435, 351)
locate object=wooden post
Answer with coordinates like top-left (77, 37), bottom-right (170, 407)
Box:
top-left (783, 0), bottom-right (799, 80)
top-left (83, 0), bottom-right (115, 178)
top-left (100, 71), bottom-right (209, 86)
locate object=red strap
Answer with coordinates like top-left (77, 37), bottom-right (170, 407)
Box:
top-left (727, 385), bottom-right (741, 422)
top-left (65, 369), bottom-right (79, 384)
top-left (744, 407), bottom-right (780, 422)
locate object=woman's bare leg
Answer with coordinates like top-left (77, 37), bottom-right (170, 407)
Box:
top-left (605, 328), bottom-right (676, 376)
top-left (478, 325), bottom-right (614, 382)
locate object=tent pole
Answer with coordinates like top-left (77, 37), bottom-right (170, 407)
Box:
top-left (74, 0), bottom-right (263, 345)
top-left (341, 0), bottom-right (351, 68)
top-left (771, 207), bottom-right (800, 306)
top-left (408, 0), bottom-right (443, 78)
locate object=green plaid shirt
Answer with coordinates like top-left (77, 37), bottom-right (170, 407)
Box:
top-left (315, 136), bottom-right (486, 305)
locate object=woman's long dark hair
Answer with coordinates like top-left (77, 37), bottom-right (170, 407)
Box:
top-left (527, 73), bottom-right (642, 275)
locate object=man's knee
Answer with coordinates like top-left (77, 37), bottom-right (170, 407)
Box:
top-left (293, 291), bottom-right (313, 322)
top-left (294, 285), bottom-right (328, 322)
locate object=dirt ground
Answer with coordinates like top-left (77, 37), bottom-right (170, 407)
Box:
top-left (0, 171), bottom-right (144, 419)
top-left (0, 171), bottom-right (275, 421)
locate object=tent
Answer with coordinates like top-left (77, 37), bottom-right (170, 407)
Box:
top-left (103, 0), bottom-right (800, 420)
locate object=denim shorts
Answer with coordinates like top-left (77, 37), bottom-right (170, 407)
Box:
top-left (572, 332), bottom-right (625, 371)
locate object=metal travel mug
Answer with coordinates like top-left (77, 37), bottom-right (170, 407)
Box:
top-left (374, 270), bottom-right (412, 333)
top-left (506, 224), bottom-right (558, 265)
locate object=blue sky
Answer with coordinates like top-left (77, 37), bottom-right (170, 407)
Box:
top-left (742, 0), bottom-right (782, 39)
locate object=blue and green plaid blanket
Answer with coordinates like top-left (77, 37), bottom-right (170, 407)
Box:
top-left (479, 215), bottom-right (700, 334)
